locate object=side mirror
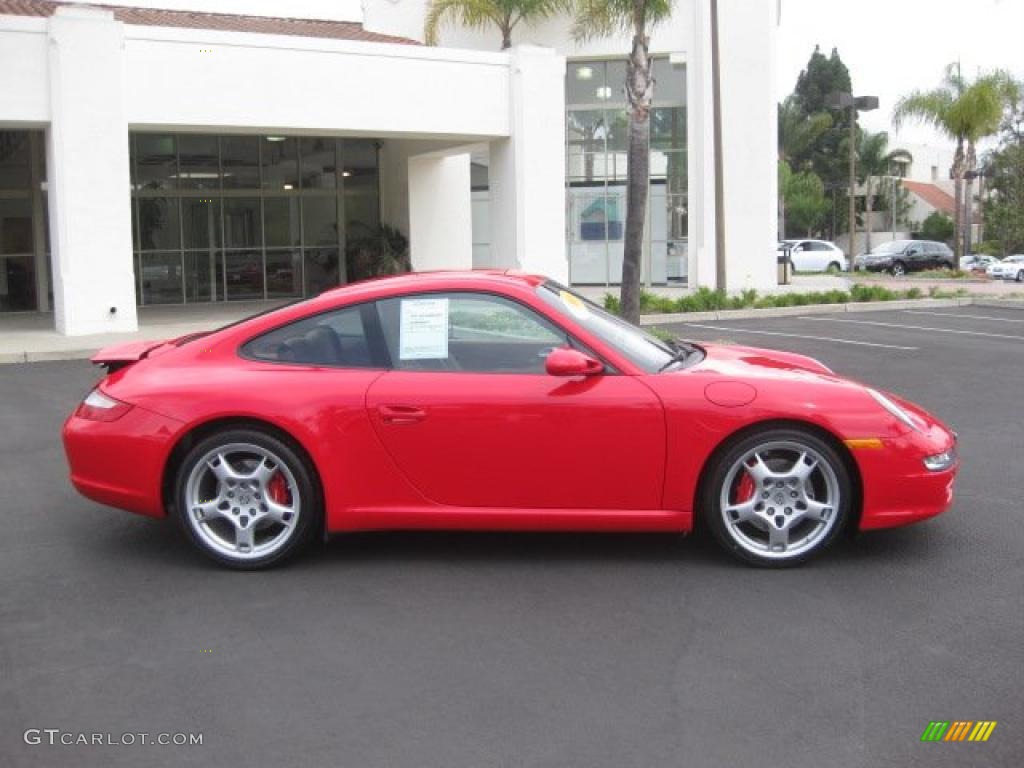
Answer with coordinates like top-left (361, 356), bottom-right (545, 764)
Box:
top-left (545, 347), bottom-right (604, 377)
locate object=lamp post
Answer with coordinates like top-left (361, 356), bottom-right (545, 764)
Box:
top-left (827, 91), bottom-right (878, 258)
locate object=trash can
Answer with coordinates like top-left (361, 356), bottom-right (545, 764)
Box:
top-left (777, 247), bottom-right (792, 285)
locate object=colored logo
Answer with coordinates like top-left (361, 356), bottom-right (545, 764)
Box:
top-left (921, 721), bottom-right (997, 742)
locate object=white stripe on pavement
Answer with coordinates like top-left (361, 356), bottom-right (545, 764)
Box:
top-left (904, 310), bottom-right (1024, 324)
top-left (800, 316), bottom-right (1024, 341)
top-left (681, 323), bottom-right (919, 350)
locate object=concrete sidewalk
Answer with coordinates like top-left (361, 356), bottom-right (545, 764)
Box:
top-left (0, 301), bottom-right (289, 364)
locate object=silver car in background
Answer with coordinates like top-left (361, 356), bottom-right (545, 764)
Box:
top-left (987, 255), bottom-right (1024, 282)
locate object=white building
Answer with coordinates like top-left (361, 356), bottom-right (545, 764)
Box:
top-left (0, 0), bottom-right (778, 336)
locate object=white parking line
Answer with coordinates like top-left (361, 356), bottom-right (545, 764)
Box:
top-left (904, 310), bottom-right (1024, 324)
top-left (800, 316), bottom-right (1024, 341)
top-left (682, 323), bottom-right (919, 350)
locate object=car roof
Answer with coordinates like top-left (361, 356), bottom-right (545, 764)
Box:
top-left (319, 269), bottom-right (547, 301)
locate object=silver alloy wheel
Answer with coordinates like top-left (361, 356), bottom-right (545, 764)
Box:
top-left (184, 443), bottom-right (301, 561)
top-left (719, 440), bottom-right (841, 560)
top-left (892, 262), bottom-right (905, 277)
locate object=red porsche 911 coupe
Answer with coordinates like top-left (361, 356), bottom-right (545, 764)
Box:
top-left (63, 271), bottom-right (958, 569)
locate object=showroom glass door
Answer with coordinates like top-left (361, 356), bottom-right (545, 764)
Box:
top-left (0, 131), bottom-right (48, 313)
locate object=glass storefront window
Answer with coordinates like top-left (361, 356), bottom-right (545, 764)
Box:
top-left (221, 136), bottom-right (260, 189)
top-left (266, 249), bottom-right (302, 298)
top-left (134, 135), bottom-right (177, 192)
top-left (182, 198), bottom-right (222, 250)
top-left (140, 252), bottom-right (183, 304)
top-left (262, 137), bottom-right (299, 190)
top-left (178, 135), bottom-right (220, 190)
top-left (130, 133), bottom-right (379, 304)
top-left (0, 132), bottom-right (31, 190)
top-left (224, 250), bottom-right (264, 300)
top-left (566, 59), bottom-right (687, 286)
top-left (223, 197), bottom-right (261, 249)
top-left (263, 197), bottom-right (300, 248)
top-left (302, 196), bottom-right (338, 248)
top-left (137, 197), bottom-right (181, 251)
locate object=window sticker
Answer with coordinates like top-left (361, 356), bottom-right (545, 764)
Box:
top-left (399, 297), bottom-right (450, 360)
top-left (559, 290), bottom-right (589, 320)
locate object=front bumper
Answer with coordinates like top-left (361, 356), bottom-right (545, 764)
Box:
top-left (63, 404), bottom-right (184, 518)
top-left (855, 424), bottom-right (959, 530)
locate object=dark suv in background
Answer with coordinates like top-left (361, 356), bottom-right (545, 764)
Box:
top-left (853, 240), bottom-right (955, 276)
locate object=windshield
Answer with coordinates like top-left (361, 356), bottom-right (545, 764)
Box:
top-left (536, 282), bottom-right (681, 373)
top-left (870, 240), bottom-right (910, 254)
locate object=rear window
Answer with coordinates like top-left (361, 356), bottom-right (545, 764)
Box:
top-left (240, 303), bottom-right (383, 368)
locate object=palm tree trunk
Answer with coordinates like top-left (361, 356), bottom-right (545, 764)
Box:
top-left (619, 25), bottom-right (653, 325)
top-left (500, 23), bottom-right (512, 50)
top-left (963, 141), bottom-right (977, 254)
top-left (951, 139), bottom-right (965, 261)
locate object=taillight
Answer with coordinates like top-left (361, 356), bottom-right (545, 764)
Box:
top-left (75, 389), bottom-right (133, 422)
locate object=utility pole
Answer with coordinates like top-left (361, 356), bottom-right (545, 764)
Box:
top-left (827, 91), bottom-right (878, 258)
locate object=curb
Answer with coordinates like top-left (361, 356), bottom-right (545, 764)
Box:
top-left (640, 297), bottom-right (974, 326)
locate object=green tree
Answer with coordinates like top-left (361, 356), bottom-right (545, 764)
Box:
top-left (778, 94), bottom-right (831, 237)
top-left (779, 162), bottom-right (830, 236)
top-left (894, 63), bottom-right (1017, 261)
top-left (920, 211), bottom-right (955, 243)
top-left (570, 0), bottom-right (673, 324)
top-left (424, 0), bottom-right (568, 49)
top-left (857, 131), bottom-right (911, 253)
top-left (983, 79), bottom-right (1024, 254)
top-left (792, 46), bottom-right (854, 191)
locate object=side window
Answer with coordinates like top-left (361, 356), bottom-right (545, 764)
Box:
top-left (241, 304), bottom-right (379, 368)
top-left (376, 292), bottom-right (568, 374)
top-left (809, 241), bottom-right (829, 251)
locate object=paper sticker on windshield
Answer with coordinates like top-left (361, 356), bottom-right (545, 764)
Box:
top-left (559, 290), bottom-right (589, 320)
top-left (399, 298), bottom-right (449, 360)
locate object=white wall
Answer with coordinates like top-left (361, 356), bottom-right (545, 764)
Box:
top-left (0, 19), bottom-right (49, 123)
top-left (408, 153), bottom-right (473, 271)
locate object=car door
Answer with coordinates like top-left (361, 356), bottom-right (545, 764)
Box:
top-left (364, 291), bottom-right (666, 511)
top-left (789, 241), bottom-right (810, 271)
top-left (905, 243), bottom-right (925, 269)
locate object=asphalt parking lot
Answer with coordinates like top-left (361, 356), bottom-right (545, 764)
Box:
top-left (2, 306), bottom-right (1022, 767)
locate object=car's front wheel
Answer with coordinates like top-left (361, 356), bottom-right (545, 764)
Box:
top-left (891, 261), bottom-right (906, 277)
top-left (1016, 270), bottom-right (1024, 283)
top-left (702, 428), bottom-right (851, 567)
top-left (174, 428), bottom-right (321, 569)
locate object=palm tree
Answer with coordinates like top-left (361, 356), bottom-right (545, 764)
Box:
top-left (778, 95), bottom-right (831, 237)
top-left (894, 64), bottom-right (1015, 261)
top-left (857, 131), bottom-right (911, 254)
top-left (424, 0), bottom-right (568, 49)
top-left (571, 0), bottom-right (673, 324)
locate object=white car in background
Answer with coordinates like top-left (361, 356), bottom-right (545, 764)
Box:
top-left (987, 255), bottom-right (1024, 282)
top-left (778, 239), bottom-right (848, 272)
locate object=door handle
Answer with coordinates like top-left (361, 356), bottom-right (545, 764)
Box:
top-left (378, 404), bottom-right (426, 424)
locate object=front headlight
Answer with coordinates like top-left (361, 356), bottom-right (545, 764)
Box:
top-left (866, 388), bottom-right (923, 433)
top-left (923, 449), bottom-right (957, 471)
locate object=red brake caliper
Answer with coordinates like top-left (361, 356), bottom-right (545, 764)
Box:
top-left (734, 471), bottom-right (755, 506)
top-left (267, 472), bottom-right (291, 506)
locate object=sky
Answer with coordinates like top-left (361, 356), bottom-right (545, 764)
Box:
top-left (777, 0), bottom-right (1024, 148)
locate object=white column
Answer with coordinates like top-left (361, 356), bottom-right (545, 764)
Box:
top-left (407, 152), bottom-right (473, 271)
top-left (717, 0), bottom-right (779, 291)
top-left (46, 7), bottom-right (137, 335)
top-left (488, 45), bottom-right (568, 283)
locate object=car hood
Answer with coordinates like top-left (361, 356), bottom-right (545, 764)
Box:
top-left (691, 342), bottom-right (836, 378)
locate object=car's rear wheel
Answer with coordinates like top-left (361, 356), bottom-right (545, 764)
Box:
top-left (891, 261), bottom-right (906, 277)
top-left (702, 428), bottom-right (851, 567)
top-left (827, 261), bottom-right (841, 273)
top-left (174, 428), bottom-right (320, 569)
top-left (1016, 270), bottom-right (1024, 283)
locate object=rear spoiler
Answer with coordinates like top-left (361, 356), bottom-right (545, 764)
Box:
top-left (90, 339), bottom-right (170, 374)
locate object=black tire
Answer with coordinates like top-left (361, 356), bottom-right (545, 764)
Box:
top-left (173, 428), bottom-right (321, 569)
top-left (891, 261), bottom-right (906, 277)
top-left (1016, 270), bottom-right (1024, 283)
top-left (701, 427), bottom-right (852, 568)
top-left (827, 261), bottom-right (841, 273)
